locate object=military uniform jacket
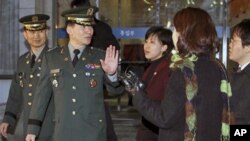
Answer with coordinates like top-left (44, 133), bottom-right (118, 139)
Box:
top-left (133, 56), bottom-right (223, 141)
top-left (231, 64), bottom-right (250, 124)
top-left (2, 46), bottom-right (54, 140)
top-left (27, 46), bottom-right (123, 141)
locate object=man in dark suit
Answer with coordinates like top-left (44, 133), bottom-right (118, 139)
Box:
top-left (25, 6), bottom-right (124, 141)
top-left (229, 19), bottom-right (250, 124)
top-left (0, 14), bottom-right (54, 141)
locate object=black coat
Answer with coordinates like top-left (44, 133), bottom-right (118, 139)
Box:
top-left (91, 19), bottom-right (120, 50)
top-left (231, 64), bottom-right (250, 124)
top-left (133, 56), bottom-right (223, 141)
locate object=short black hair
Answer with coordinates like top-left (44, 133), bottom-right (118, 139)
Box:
top-left (145, 26), bottom-right (174, 55)
top-left (232, 19), bottom-right (250, 47)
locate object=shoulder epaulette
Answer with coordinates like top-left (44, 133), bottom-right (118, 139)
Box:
top-left (23, 52), bottom-right (30, 58)
top-left (47, 46), bottom-right (59, 52)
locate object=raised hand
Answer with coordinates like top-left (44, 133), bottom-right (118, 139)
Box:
top-left (100, 45), bottom-right (119, 75)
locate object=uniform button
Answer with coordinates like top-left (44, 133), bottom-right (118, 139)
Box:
top-left (72, 86), bottom-right (76, 90)
top-left (28, 102), bottom-right (32, 106)
top-left (37, 73), bottom-right (40, 77)
top-left (73, 74), bottom-right (77, 77)
top-left (72, 111), bottom-right (76, 115)
top-left (28, 84), bottom-right (32, 87)
top-left (85, 72), bottom-right (90, 76)
top-left (72, 98), bottom-right (76, 103)
top-left (64, 57), bottom-right (69, 61)
top-left (30, 75), bottom-right (34, 78)
top-left (99, 119), bottom-right (103, 123)
top-left (28, 93), bottom-right (32, 96)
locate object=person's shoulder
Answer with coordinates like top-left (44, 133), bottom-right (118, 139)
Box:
top-left (19, 51), bottom-right (29, 58)
top-left (42, 46), bottom-right (63, 59)
top-left (95, 19), bottom-right (112, 29)
top-left (46, 46), bottom-right (62, 54)
top-left (47, 46), bottom-right (60, 52)
top-left (16, 52), bottom-right (31, 66)
top-left (95, 19), bottom-right (110, 26)
top-left (18, 51), bottom-right (30, 61)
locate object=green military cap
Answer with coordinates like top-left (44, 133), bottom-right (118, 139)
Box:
top-left (19, 14), bottom-right (50, 31)
top-left (61, 6), bottom-right (98, 26)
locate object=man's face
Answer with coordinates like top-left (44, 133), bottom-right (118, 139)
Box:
top-left (67, 24), bottom-right (93, 47)
top-left (229, 34), bottom-right (250, 64)
top-left (23, 29), bottom-right (48, 49)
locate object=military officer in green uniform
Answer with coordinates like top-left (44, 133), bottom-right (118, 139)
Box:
top-left (0, 14), bottom-right (54, 141)
top-left (25, 6), bottom-right (124, 141)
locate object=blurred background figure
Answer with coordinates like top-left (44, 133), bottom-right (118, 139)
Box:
top-left (70, 0), bottom-right (120, 50)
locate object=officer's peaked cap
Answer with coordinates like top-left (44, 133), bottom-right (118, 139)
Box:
top-left (19, 14), bottom-right (50, 31)
top-left (61, 6), bottom-right (98, 26)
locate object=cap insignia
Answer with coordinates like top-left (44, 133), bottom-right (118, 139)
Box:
top-left (87, 8), bottom-right (94, 16)
top-left (32, 16), bottom-right (39, 22)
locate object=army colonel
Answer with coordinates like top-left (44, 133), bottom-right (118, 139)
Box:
top-left (0, 14), bottom-right (54, 141)
top-left (25, 6), bottom-right (124, 141)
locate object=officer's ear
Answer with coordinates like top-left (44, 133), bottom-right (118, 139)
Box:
top-left (66, 25), bottom-right (73, 36)
top-left (23, 30), bottom-right (28, 40)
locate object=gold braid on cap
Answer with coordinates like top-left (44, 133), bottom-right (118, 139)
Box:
top-left (24, 23), bottom-right (47, 31)
top-left (67, 17), bottom-right (93, 26)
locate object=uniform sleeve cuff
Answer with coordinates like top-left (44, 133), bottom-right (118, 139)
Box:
top-left (2, 112), bottom-right (17, 126)
top-left (106, 72), bottom-right (118, 82)
top-left (27, 124), bottom-right (41, 136)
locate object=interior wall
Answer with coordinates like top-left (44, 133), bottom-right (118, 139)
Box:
top-left (36, 0), bottom-right (56, 48)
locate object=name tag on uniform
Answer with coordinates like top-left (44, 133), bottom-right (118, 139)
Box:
top-left (50, 69), bottom-right (60, 88)
top-left (50, 69), bottom-right (60, 74)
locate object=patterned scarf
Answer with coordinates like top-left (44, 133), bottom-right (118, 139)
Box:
top-left (169, 50), bottom-right (231, 141)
